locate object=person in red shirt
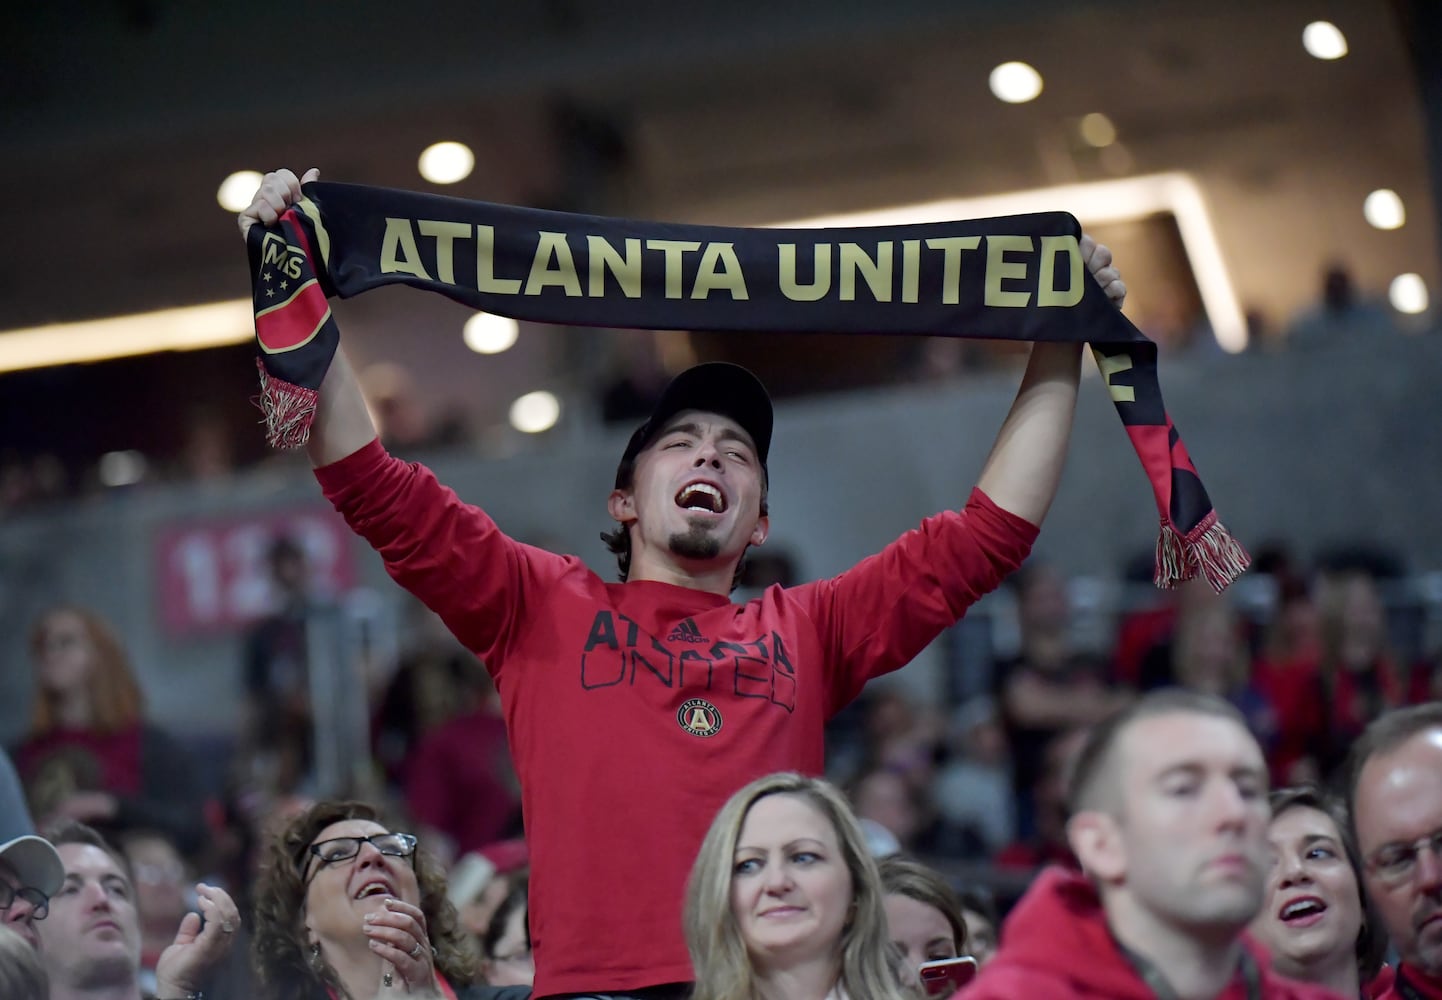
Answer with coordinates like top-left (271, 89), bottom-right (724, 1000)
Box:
top-left (1347, 703), bottom-right (1442, 1000)
top-left (17, 606), bottom-right (206, 857)
top-left (239, 168), bottom-right (1127, 999)
top-left (959, 689), bottom-right (1343, 999)
top-left (1315, 573), bottom-right (1407, 776)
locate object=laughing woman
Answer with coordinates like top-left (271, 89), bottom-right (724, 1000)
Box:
top-left (684, 772), bottom-right (918, 1000)
top-left (1250, 786), bottom-right (1390, 999)
top-left (251, 800), bottom-right (521, 1000)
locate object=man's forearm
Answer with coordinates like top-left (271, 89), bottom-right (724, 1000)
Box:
top-left (975, 341), bottom-right (1082, 526)
top-left (306, 345), bottom-right (379, 468)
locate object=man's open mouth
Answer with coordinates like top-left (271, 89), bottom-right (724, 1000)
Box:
top-left (676, 482), bottom-right (726, 513)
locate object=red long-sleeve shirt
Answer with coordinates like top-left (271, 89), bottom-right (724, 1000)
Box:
top-left (318, 438), bottom-right (1035, 997)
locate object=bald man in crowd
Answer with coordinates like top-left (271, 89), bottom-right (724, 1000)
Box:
top-left (1347, 702), bottom-right (1442, 1000)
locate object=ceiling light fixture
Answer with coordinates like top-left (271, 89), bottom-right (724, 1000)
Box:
top-left (1302, 21), bottom-right (1348, 60)
top-left (1079, 112), bottom-right (1117, 148)
top-left (1390, 273), bottom-right (1428, 314)
top-left (989, 61), bottom-right (1043, 103)
top-left (1363, 188), bottom-right (1405, 230)
top-left (419, 141), bottom-right (476, 184)
top-left (0, 300), bottom-right (255, 374)
top-left (463, 312), bottom-right (520, 355)
top-left (510, 390), bottom-right (561, 433)
top-left (217, 170), bottom-right (264, 212)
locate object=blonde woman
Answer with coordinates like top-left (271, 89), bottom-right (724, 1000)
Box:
top-left (685, 772), bottom-right (918, 1000)
top-left (0, 924), bottom-right (48, 1000)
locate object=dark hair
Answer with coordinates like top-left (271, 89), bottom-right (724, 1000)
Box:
top-left (954, 885), bottom-right (999, 931)
top-left (480, 871), bottom-right (529, 961)
top-left (1067, 688), bottom-right (1251, 816)
top-left (250, 800), bottom-right (476, 1000)
top-left (877, 856), bottom-right (968, 954)
top-left (43, 821), bottom-right (134, 884)
top-left (1268, 785), bottom-right (1387, 981)
top-left (1344, 702), bottom-right (1442, 828)
top-left (600, 454), bottom-right (769, 591)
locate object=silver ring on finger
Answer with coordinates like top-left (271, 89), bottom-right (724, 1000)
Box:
top-left (409, 941), bottom-right (424, 959)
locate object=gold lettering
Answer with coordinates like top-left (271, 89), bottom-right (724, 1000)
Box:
top-left (380, 218), bottom-right (432, 280)
top-left (687, 708), bottom-right (711, 730)
top-left (778, 243), bottom-right (832, 302)
top-left (691, 243), bottom-right (749, 300)
top-left (646, 240), bottom-right (702, 298)
top-left (284, 256), bottom-right (302, 280)
top-left (587, 236), bottom-right (642, 297)
top-left (925, 237), bottom-right (981, 304)
top-left (839, 242), bottom-right (892, 302)
top-left (262, 240), bottom-right (286, 266)
top-left (985, 235), bottom-right (1033, 307)
top-left (525, 232), bottom-right (583, 296)
top-left (475, 225), bottom-right (522, 294)
top-left (1037, 235), bottom-right (1083, 307)
top-left (418, 220), bottom-right (472, 285)
top-left (901, 239), bottom-right (921, 304)
top-left (1096, 351), bottom-right (1136, 403)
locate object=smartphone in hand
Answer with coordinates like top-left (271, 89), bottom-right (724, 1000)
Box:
top-left (918, 955), bottom-right (979, 996)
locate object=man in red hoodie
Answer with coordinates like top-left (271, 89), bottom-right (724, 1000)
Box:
top-left (958, 688), bottom-right (1342, 999)
top-left (1348, 703), bottom-right (1442, 1000)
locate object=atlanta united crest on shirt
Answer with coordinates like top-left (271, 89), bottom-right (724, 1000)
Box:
top-left (677, 698), bottom-right (723, 737)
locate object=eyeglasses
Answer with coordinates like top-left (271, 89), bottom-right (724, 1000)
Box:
top-left (302, 833), bottom-right (417, 882)
top-left (1366, 828), bottom-right (1442, 886)
top-left (0, 883), bottom-right (50, 921)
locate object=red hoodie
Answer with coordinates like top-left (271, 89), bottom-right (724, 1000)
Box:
top-left (1375, 964), bottom-right (1442, 999)
top-left (955, 867), bottom-right (1345, 1000)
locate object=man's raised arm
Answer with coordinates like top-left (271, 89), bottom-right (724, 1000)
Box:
top-left (237, 168), bottom-right (378, 468)
top-left (976, 235), bottom-right (1125, 526)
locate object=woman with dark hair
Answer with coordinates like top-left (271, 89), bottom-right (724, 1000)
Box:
top-left (16, 605), bottom-right (204, 855)
top-left (1250, 785), bottom-right (1390, 998)
top-left (953, 886), bottom-right (1000, 968)
top-left (251, 800), bottom-right (523, 1000)
top-left (478, 872), bottom-right (533, 988)
top-left (878, 856), bottom-right (969, 990)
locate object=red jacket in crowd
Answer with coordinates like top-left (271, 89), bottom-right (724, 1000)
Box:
top-left (955, 866), bottom-right (1345, 1000)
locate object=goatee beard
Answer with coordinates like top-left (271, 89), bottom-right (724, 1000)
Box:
top-left (668, 523), bottom-right (721, 561)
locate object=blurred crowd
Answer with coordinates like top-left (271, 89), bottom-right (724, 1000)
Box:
top-left (4, 523), bottom-right (1441, 996)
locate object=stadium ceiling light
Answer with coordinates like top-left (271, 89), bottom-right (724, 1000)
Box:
top-left (0, 300), bottom-right (255, 374)
top-left (510, 390), bottom-right (561, 433)
top-left (1303, 21), bottom-right (1348, 60)
top-left (419, 141), bottom-right (476, 184)
top-left (217, 171), bottom-right (264, 212)
top-left (1390, 273), bottom-right (1428, 315)
top-left (989, 61), bottom-right (1043, 103)
top-left (1363, 189), bottom-right (1405, 230)
top-left (463, 312), bottom-right (520, 354)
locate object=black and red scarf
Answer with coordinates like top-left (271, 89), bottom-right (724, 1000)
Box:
top-left (245, 180), bottom-right (1249, 592)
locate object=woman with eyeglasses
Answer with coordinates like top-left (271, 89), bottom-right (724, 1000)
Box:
top-left (1249, 786), bottom-right (1391, 999)
top-left (251, 800), bottom-right (521, 1000)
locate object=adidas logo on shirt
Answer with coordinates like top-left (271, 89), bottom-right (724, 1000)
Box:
top-left (667, 618), bottom-right (707, 643)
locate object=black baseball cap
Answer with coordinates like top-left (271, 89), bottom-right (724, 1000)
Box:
top-left (614, 362), bottom-right (773, 488)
